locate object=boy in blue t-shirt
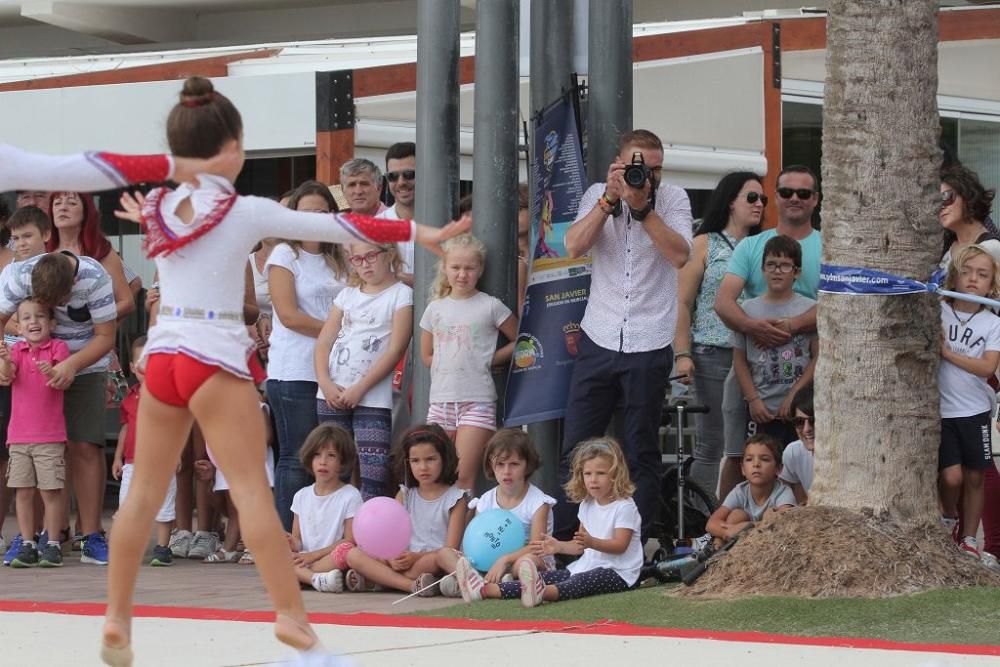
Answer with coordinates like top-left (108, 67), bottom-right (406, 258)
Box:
top-left (731, 235), bottom-right (818, 445)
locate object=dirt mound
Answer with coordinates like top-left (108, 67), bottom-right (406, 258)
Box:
top-left (677, 506), bottom-right (1000, 599)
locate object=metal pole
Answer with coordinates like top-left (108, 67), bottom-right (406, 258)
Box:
top-left (528, 0), bottom-right (574, 495)
top-left (472, 0), bottom-right (519, 315)
top-left (413, 0), bottom-right (461, 424)
top-left (586, 0), bottom-right (632, 183)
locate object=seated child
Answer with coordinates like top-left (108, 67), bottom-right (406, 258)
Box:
top-left (195, 401), bottom-right (276, 564)
top-left (708, 434), bottom-right (796, 545)
top-left (732, 235), bottom-right (817, 445)
top-left (778, 384), bottom-right (815, 505)
top-left (437, 429), bottom-right (556, 596)
top-left (344, 424), bottom-right (467, 595)
top-left (112, 336), bottom-right (176, 566)
top-left (289, 423), bottom-right (362, 592)
top-left (456, 437), bottom-right (643, 608)
top-left (0, 299), bottom-right (69, 568)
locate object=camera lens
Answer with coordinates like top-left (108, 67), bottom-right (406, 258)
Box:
top-left (624, 164), bottom-right (648, 188)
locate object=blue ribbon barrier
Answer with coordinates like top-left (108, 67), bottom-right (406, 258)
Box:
top-left (819, 263), bottom-right (1000, 310)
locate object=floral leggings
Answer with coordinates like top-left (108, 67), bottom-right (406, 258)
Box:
top-left (316, 402), bottom-right (392, 500)
top-left (497, 567), bottom-right (630, 601)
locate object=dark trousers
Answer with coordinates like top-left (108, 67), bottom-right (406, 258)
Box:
top-left (554, 333), bottom-right (671, 540)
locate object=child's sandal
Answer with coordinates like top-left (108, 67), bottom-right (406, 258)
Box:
top-left (412, 573), bottom-right (440, 597)
top-left (345, 569), bottom-right (381, 592)
top-left (238, 550), bottom-right (254, 565)
top-left (202, 548), bottom-right (239, 564)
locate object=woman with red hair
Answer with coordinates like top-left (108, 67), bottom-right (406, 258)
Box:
top-left (47, 192), bottom-right (135, 320)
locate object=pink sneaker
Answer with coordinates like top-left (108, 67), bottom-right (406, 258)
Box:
top-left (517, 559), bottom-right (545, 608)
top-left (455, 557), bottom-right (485, 603)
top-left (959, 536), bottom-right (980, 560)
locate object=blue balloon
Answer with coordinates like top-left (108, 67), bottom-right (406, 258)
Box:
top-left (462, 508), bottom-right (526, 572)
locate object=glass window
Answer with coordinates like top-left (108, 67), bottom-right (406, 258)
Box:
top-left (958, 119), bottom-right (1000, 193)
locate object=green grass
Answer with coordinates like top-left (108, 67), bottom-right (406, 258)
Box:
top-left (416, 585), bottom-right (1000, 646)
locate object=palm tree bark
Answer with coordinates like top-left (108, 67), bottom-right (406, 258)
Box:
top-left (812, 0), bottom-right (942, 524)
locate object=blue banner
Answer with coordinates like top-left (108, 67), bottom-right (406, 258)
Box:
top-left (820, 263), bottom-right (1000, 310)
top-left (504, 94), bottom-right (590, 427)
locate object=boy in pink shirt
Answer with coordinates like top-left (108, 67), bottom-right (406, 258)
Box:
top-left (0, 298), bottom-right (70, 568)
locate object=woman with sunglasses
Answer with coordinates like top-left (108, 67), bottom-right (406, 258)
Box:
top-left (778, 384), bottom-right (814, 505)
top-left (675, 172), bottom-right (766, 494)
top-left (937, 165), bottom-right (1000, 570)
top-left (266, 180), bottom-right (350, 531)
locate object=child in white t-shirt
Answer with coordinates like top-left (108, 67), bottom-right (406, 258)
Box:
top-left (778, 384), bottom-right (815, 505)
top-left (937, 245), bottom-right (1000, 561)
top-left (315, 241), bottom-right (413, 500)
top-left (438, 429), bottom-right (556, 597)
top-left (420, 234), bottom-right (519, 490)
top-left (288, 424), bottom-right (363, 593)
top-left (456, 437), bottom-right (642, 607)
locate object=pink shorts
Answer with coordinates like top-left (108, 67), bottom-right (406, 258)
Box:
top-left (426, 401), bottom-right (497, 432)
top-left (331, 541), bottom-right (354, 571)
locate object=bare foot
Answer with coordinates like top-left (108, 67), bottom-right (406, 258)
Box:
top-left (274, 614), bottom-right (319, 651)
top-left (100, 618), bottom-right (133, 666)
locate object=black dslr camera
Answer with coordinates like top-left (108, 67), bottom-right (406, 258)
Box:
top-left (623, 151), bottom-right (651, 189)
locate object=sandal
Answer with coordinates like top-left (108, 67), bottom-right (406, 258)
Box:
top-left (202, 548), bottom-right (240, 564)
top-left (345, 569), bottom-right (382, 592)
top-left (412, 573), bottom-right (440, 597)
top-left (238, 549), bottom-right (254, 565)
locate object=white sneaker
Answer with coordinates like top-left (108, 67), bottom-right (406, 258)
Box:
top-left (981, 550), bottom-right (1000, 570)
top-left (439, 573), bottom-right (462, 597)
top-left (168, 529), bottom-right (193, 558)
top-left (312, 570), bottom-right (344, 593)
top-left (959, 536), bottom-right (981, 560)
top-left (455, 557), bottom-right (484, 603)
top-left (517, 559), bottom-right (544, 608)
top-left (187, 531), bottom-right (219, 560)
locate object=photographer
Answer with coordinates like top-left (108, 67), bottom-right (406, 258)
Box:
top-left (558, 129), bottom-right (693, 541)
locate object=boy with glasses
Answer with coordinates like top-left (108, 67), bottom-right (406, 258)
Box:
top-left (779, 384), bottom-right (815, 505)
top-left (731, 235), bottom-right (818, 448)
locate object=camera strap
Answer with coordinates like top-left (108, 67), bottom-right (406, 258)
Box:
top-left (629, 189), bottom-right (656, 222)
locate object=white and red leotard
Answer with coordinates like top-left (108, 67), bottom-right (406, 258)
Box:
top-left (140, 173), bottom-right (415, 380)
top-left (0, 143), bottom-right (173, 192)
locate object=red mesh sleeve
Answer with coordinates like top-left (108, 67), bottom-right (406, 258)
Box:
top-left (340, 213), bottom-right (413, 243)
top-left (95, 153), bottom-right (172, 184)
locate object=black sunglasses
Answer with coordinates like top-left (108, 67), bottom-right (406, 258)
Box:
top-left (745, 192), bottom-right (768, 206)
top-left (939, 190), bottom-right (957, 206)
top-left (777, 187), bottom-right (815, 200)
top-left (793, 415), bottom-right (815, 429)
top-left (386, 170), bottom-right (416, 183)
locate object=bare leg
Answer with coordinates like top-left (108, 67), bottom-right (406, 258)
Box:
top-left (14, 487), bottom-right (33, 539)
top-left (454, 426), bottom-right (492, 491)
top-left (39, 489), bottom-right (63, 540)
top-left (104, 387), bottom-right (194, 652)
top-left (345, 547), bottom-right (415, 593)
top-left (436, 547), bottom-right (460, 574)
top-left (0, 461), bottom-right (11, 536)
top-left (155, 521), bottom-right (172, 548)
top-left (188, 373), bottom-right (315, 650)
top-left (191, 423), bottom-right (216, 533)
top-left (174, 437), bottom-right (194, 532)
top-left (221, 492), bottom-right (240, 552)
top-left (961, 468), bottom-right (985, 540)
top-left (939, 464), bottom-right (963, 520)
top-left (718, 457), bottom-right (744, 503)
top-left (68, 440), bottom-right (105, 536)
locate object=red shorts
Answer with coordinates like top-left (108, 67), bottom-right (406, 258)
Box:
top-left (145, 352), bottom-right (267, 408)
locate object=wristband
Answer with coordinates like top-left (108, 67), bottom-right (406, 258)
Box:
top-left (629, 200), bottom-right (654, 221)
top-left (597, 198), bottom-right (614, 215)
top-left (601, 192), bottom-right (618, 208)
top-left (674, 351), bottom-right (692, 360)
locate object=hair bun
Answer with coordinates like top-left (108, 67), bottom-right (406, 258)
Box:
top-left (180, 76), bottom-right (215, 107)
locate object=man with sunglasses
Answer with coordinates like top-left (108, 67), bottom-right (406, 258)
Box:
top-left (557, 129), bottom-right (693, 542)
top-left (713, 164), bottom-right (821, 500)
top-left (378, 142), bottom-right (417, 287)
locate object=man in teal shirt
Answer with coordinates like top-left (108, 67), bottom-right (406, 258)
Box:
top-left (713, 165), bottom-right (822, 500)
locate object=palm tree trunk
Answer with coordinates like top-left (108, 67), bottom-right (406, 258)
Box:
top-left (812, 0), bottom-right (942, 524)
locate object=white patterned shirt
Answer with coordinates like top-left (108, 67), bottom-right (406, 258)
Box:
top-left (574, 182), bottom-right (693, 353)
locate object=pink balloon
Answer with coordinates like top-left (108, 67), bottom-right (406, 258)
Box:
top-left (352, 497), bottom-right (412, 560)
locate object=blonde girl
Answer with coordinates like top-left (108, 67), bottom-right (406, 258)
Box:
top-left (420, 234), bottom-right (519, 490)
top-left (456, 437), bottom-right (642, 607)
top-left (437, 429), bottom-right (556, 596)
top-left (343, 424), bottom-right (467, 595)
top-left (314, 241), bottom-right (413, 500)
top-left (938, 244), bottom-right (1000, 561)
top-left (266, 179), bottom-right (350, 532)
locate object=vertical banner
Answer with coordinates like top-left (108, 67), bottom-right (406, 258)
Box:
top-left (504, 93), bottom-right (591, 426)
